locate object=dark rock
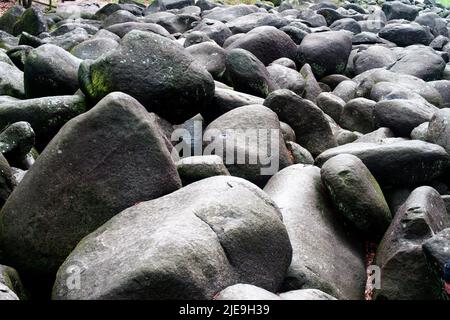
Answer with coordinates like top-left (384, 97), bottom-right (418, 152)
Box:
top-left (79, 30), bottom-right (214, 123)
top-left (0, 153), bottom-right (15, 208)
top-left (267, 64), bottom-right (305, 96)
top-left (53, 176), bottom-right (292, 299)
top-left (381, 1), bottom-right (419, 21)
top-left (388, 45), bottom-right (445, 81)
top-left (316, 92), bottom-right (345, 122)
top-left (0, 92), bottom-right (182, 282)
top-left (315, 140), bottom-right (450, 186)
top-left (353, 46), bottom-right (396, 75)
top-left (280, 25), bottom-right (308, 45)
top-left (12, 7), bottom-right (47, 36)
top-left (24, 44), bottom-right (81, 98)
top-left (379, 23), bottom-right (433, 47)
top-left (185, 41), bottom-right (225, 79)
top-left (202, 4), bottom-right (259, 23)
top-left (103, 10), bottom-right (138, 28)
top-left (411, 122), bottom-right (429, 141)
top-left (353, 69), bottom-right (443, 107)
top-left (285, 141), bottom-right (314, 165)
top-left (191, 18), bottom-right (232, 47)
top-left (203, 104), bottom-right (292, 186)
top-left (203, 87), bottom-right (264, 122)
top-left (176, 155), bottom-right (230, 185)
top-left (183, 30), bottom-right (212, 47)
top-left (332, 80), bottom-right (357, 102)
top-left (321, 74), bottom-right (350, 90)
top-left (427, 108), bottom-right (450, 154)
top-left (6, 45), bottom-right (31, 71)
top-left (375, 186), bottom-right (449, 299)
top-left (340, 98), bottom-right (376, 134)
top-left (422, 227), bottom-right (450, 298)
top-left (374, 99), bottom-right (438, 136)
top-left (225, 48), bottom-right (278, 98)
top-left (264, 165), bottom-right (366, 300)
top-left (106, 22), bottom-right (172, 38)
top-left (355, 127), bottom-right (395, 143)
top-left (321, 154), bottom-right (391, 239)
top-left (429, 81), bottom-right (450, 108)
top-left (0, 6), bottom-right (25, 35)
top-left (269, 57), bottom-right (295, 69)
top-left (0, 121), bottom-right (34, 167)
top-left (299, 63), bottom-right (322, 102)
top-left (330, 18), bottom-right (361, 34)
top-left (0, 61), bottom-right (24, 98)
top-left (264, 89), bottom-right (337, 156)
top-left (226, 26), bottom-right (298, 66)
top-left (70, 37), bottom-right (119, 60)
top-left (298, 31), bottom-right (352, 78)
top-left (226, 12), bottom-right (288, 34)
top-left (0, 264), bottom-right (26, 300)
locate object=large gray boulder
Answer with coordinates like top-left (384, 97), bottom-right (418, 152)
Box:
top-left (298, 31), bottom-right (352, 78)
top-left (427, 108), bottom-right (450, 155)
top-left (0, 95), bottom-right (86, 150)
top-left (0, 93), bottom-right (182, 281)
top-left (52, 176), bottom-right (292, 299)
top-left (264, 89), bottom-right (337, 156)
top-left (0, 61), bottom-right (24, 98)
top-left (321, 154), bottom-right (391, 240)
top-left (315, 140), bottom-right (450, 186)
top-left (264, 165), bottom-right (366, 300)
top-left (24, 44), bottom-right (82, 98)
top-left (375, 187), bottom-right (450, 299)
top-left (226, 26), bottom-right (298, 66)
top-left (203, 104), bottom-right (293, 187)
top-left (79, 30), bottom-right (214, 123)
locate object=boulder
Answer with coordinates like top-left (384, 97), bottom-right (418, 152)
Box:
top-left (0, 92), bottom-right (182, 282)
top-left (298, 31), bottom-right (352, 79)
top-left (79, 30), bottom-right (214, 123)
top-left (203, 104), bottom-right (292, 187)
top-left (0, 264), bottom-right (26, 300)
top-left (226, 26), bottom-right (298, 66)
top-left (373, 99), bottom-right (438, 136)
top-left (427, 108), bottom-right (450, 154)
top-left (53, 176), bottom-right (292, 299)
top-left (0, 6), bottom-right (25, 35)
top-left (176, 155), bottom-right (230, 185)
top-left (105, 22), bottom-right (172, 38)
top-left (203, 87), bottom-right (264, 122)
top-left (375, 187), bottom-right (449, 299)
top-left (226, 12), bottom-right (288, 34)
top-left (339, 98), bottom-right (376, 134)
top-left (185, 41), bottom-right (226, 79)
top-left (315, 140), bottom-right (450, 186)
top-left (321, 154), bottom-right (391, 239)
top-left (264, 89), bottom-right (337, 156)
top-left (24, 44), bottom-right (81, 98)
top-left (0, 61), bottom-right (24, 98)
top-left (191, 18), bottom-right (232, 47)
top-left (225, 48), bottom-right (278, 98)
top-left (388, 45), bottom-right (445, 81)
top-left (267, 64), bottom-right (305, 96)
top-left (12, 7), bottom-right (47, 36)
top-left (353, 46), bottom-right (396, 75)
top-left (0, 95), bottom-right (86, 150)
top-left (264, 165), bottom-right (366, 300)
top-left (379, 23), bottom-right (433, 47)
top-left (316, 92), bottom-right (345, 122)
top-left (0, 121), bottom-right (35, 167)
top-left (70, 37), bottom-right (119, 60)
top-left (381, 1), bottom-right (419, 21)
